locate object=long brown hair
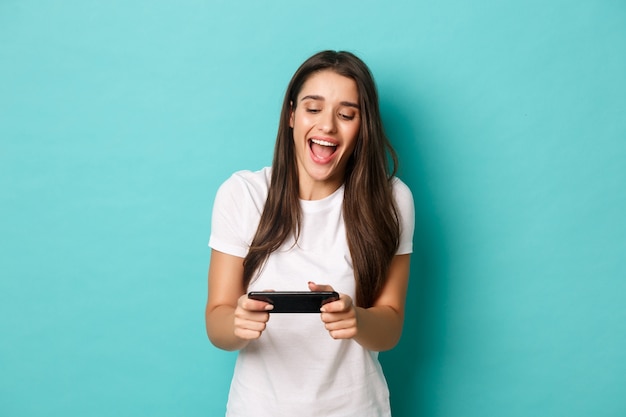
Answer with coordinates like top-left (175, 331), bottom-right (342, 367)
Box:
top-left (243, 50), bottom-right (400, 308)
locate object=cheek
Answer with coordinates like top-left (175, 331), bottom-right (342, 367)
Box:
top-left (293, 113), bottom-right (315, 133)
top-left (345, 127), bottom-right (360, 156)
top-left (344, 124), bottom-right (360, 144)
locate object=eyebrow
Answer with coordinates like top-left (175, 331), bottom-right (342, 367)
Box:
top-left (300, 95), bottom-right (360, 109)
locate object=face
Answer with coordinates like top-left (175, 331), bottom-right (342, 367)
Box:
top-left (289, 70), bottom-right (361, 200)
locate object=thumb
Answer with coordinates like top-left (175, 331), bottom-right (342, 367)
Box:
top-left (308, 281), bottom-right (334, 292)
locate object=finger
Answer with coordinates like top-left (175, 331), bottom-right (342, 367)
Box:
top-left (235, 309), bottom-right (271, 324)
top-left (320, 310), bottom-right (355, 325)
top-left (234, 313), bottom-right (270, 340)
top-left (322, 316), bottom-right (357, 330)
top-left (320, 300), bottom-right (344, 313)
top-left (235, 316), bottom-right (269, 331)
top-left (235, 322), bottom-right (265, 333)
top-left (242, 298), bottom-right (274, 311)
top-left (320, 294), bottom-right (352, 313)
top-left (327, 327), bottom-right (357, 340)
top-left (234, 326), bottom-right (265, 340)
top-left (308, 281), bottom-right (334, 292)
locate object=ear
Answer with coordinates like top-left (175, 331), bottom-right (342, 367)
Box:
top-left (289, 101), bottom-right (294, 128)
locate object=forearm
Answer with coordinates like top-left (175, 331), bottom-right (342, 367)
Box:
top-left (205, 304), bottom-right (250, 352)
top-left (353, 305), bottom-right (404, 352)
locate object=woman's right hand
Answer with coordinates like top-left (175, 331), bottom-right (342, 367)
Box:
top-left (233, 294), bottom-right (273, 340)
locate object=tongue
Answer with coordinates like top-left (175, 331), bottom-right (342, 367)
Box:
top-left (311, 142), bottom-right (336, 159)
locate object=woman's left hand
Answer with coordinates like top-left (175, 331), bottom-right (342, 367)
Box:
top-left (308, 281), bottom-right (358, 340)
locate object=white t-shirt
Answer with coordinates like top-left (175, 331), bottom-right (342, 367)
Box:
top-left (209, 167), bottom-right (415, 417)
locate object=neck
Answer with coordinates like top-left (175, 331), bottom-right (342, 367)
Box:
top-left (298, 178), bottom-right (343, 200)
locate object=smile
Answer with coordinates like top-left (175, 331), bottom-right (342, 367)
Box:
top-left (309, 138), bottom-right (338, 160)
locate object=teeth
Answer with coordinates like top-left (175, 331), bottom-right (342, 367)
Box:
top-left (310, 139), bottom-right (337, 147)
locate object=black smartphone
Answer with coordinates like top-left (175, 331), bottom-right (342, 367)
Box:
top-left (247, 291), bottom-right (339, 313)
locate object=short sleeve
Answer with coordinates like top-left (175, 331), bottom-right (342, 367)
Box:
top-left (208, 170), bottom-right (269, 258)
top-left (392, 178), bottom-right (415, 255)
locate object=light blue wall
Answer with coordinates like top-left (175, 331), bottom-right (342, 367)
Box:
top-left (1, 1), bottom-right (625, 416)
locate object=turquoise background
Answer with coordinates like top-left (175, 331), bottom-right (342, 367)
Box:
top-left (1, 0), bottom-right (625, 416)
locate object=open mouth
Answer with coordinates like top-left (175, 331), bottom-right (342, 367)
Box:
top-left (309, 138), bottom-right (338, 160)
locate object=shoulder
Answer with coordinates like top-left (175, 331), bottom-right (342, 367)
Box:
top-left (220, 167), bottom-right (272, 192)
top-left (390, 177), bottom-right (415, 253)
top-left (215, 167), bottom-right (271, 203)
top-left (390, 177), bottom-right (414, 207)
top-left (210, 168), bottom-right (271, 256)
top-left (212, 167), bottom-right (271, 219)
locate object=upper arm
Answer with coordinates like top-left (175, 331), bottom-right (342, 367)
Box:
top-left (206, 249), bottom-right (246, 313)
top-left (377, 178), bottom-right (414, 316)
top-left (372, 253), bottom-right (411, 317)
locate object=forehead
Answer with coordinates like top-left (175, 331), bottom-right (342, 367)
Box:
top-left (298, 70), bottom-right (359, 101)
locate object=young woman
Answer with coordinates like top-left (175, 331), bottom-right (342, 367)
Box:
top-left (206, 50), bottom-right (415, 417)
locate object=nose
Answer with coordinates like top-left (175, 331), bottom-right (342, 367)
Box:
top-left (318, 110), bottom-right (337, 133)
